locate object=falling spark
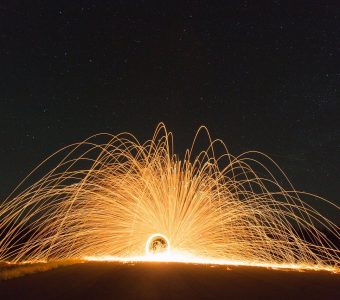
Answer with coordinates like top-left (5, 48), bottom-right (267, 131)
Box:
top-left (0, 123), bottom-right (339, 272)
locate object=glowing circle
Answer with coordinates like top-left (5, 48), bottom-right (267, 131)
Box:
top-left (145, 233), bottom-right (170, 256)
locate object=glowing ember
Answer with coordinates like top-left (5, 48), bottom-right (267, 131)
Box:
top-left (0, 123), bottom-right (338, 272)
top-left (146, 234), bottom-right (170, 256)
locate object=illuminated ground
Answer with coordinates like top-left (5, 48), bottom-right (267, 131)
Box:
top-left (0, 261), bottom-right (339, 299)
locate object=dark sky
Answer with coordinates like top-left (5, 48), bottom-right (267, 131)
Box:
top-left (0, 1), bottom-right (339, 220)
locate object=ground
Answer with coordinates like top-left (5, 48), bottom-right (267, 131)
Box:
top-left (0, 261), bottom-right (339, 299)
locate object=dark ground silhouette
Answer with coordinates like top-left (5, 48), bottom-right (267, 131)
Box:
top-left (0, 261), bottom-right (339, 300)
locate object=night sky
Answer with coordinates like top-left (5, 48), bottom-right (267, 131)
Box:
top-left (0, 2), bottom-right (339, 221)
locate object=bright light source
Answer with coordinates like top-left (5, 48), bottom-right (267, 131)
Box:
top-left (145, 234), bottom-right (170, 257)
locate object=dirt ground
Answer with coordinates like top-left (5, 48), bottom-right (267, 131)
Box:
top-left (0, 261), bottom-right (339, 299)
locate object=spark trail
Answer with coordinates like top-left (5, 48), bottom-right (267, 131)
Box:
top-left (0, 124), bottom-right (339, 272)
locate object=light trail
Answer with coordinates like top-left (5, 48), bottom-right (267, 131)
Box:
top-left (0, 123), bottom-right (339, 272)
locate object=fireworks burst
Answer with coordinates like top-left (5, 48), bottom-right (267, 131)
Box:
top-left (0, 124), bottom-right (339, 272)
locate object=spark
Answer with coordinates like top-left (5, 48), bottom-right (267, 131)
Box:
top-left (0, 123), bottom-right (339, 272)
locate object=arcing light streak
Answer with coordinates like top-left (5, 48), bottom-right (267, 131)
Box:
top-left (0, 123), bottom-right (339, 272)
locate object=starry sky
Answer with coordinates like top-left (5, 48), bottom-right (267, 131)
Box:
top-left (0, 1), bottom-right (339, 221)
